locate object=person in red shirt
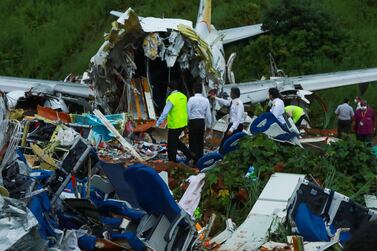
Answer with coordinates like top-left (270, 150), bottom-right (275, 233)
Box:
top-left (354, 101), bottom-right (375, 144)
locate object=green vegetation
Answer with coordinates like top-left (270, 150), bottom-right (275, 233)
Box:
top-left (0, 0), bottom-right (376, 123)
top-left (200, 135), bottom-right (377, 234)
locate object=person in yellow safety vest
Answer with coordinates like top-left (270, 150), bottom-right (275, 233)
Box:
top-left (284, 105), bottom-right (309, 128)
top-left (156, 81), bottom-right (195, 163)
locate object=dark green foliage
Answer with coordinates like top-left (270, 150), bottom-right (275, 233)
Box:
top-left (250, 0), bottom-right (349, 76)
top-left (1, 0), bottom-right (377, 100)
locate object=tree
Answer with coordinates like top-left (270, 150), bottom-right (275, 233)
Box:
top-left (235, 0), bottom-right (350, 78)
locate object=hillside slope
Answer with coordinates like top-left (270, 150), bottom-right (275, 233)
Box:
top-left (0, 0), bottom-right (376, 124)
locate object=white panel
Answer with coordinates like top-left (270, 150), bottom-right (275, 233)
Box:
top-left (258, 173), bottom-right (305, 202)
top-left (220, 24), bottom-right (266, 44)
top-left (219, 173), bottom-right (305, 251)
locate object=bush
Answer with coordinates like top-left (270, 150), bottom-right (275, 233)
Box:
top-left (200, 135), bottom-right (376, 234)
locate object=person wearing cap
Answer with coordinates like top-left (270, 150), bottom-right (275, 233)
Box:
top-left (210, 87), bottom-right (244, 152)
top-left (285, 105), bottom-right (309, 128)
top-left (354, 101), bottom-right (375, 144)
top-left (156, 81), bottom-right (194, 162)
top-left (187, 83), bottom-right (212, 164)
top-left (335, 98), bottom-right (354, 138)
top-left (268, 88), bottom-right (286, 125)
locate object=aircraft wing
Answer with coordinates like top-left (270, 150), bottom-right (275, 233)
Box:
top-left (0, 76), bottom-right (93, 98)
top-left (219, 24), bottom-right (266, 44)
top-left (222, 68), bottom-right (377, 104)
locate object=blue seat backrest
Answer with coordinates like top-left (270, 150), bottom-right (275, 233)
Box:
top-left (100, 161), bottom-right (141, 208)
top-left (250, 112), bottom-right (289, 134)
top-left (124, 164), bottom-right (180, 222)
top-left (197, 152), bottom-right (223, 171)
top-left (221, 131), bottom-right (247, 155)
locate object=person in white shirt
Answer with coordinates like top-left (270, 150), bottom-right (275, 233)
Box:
top-left (268, 88), bottom-right (286, 125)
top-left (335, 98), bottom-right (354, 138)
top-left (211, 87), bottom-right (244, 153)
top-left (188, 84), bottom-right (212, 164)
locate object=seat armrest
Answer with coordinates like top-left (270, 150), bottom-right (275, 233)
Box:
top-left (164, 211), bottom-right (187, 242)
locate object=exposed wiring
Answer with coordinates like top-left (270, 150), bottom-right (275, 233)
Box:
top-left (0, 120), bottom-right (22, 171)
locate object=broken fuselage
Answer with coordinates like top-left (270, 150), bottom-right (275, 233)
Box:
top-left (89, 7), bottom-right (227, 119)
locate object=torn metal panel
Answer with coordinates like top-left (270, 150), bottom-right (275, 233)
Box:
top-left (165, 31), bottom-right (185, 67)
top-left (44, 98), bottom-right (69, 113)
top-left (178, 53), bottom-right (190, 70)
top-left (178, 24), bottom-right (218, 79)
top-left (143, 33), bottom-right (162, 60)
top-left (0, 195), bottom-right (39, 250)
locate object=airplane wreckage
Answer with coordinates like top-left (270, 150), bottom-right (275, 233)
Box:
top-left (1, 1), bottom-right (377, 250)
top-left (1, 1), bottom-right (377, 119)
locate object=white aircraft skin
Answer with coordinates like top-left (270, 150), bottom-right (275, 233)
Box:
top-left (0, 0), bottom-right (376, 109)
top-left (195, 0), bottom-right (227, 85)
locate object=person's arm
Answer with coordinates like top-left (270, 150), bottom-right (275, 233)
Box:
top-left (215, 97), bottom-right (231, 107)
top-left (156, 101), bottom-right (173, 127)
top-left (229, 102), bottom-right (243, 133)
top-left (187, 98), bottom-right (193, 119)
top-left (335, 106), bottom-right (339, 115)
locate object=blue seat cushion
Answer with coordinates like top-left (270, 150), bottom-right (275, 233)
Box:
top-left (78, 235), bottom-right (97, 251)
top-left (197, 152), bottom-right (223, 171)
top-left (294, 202), bottom-right (330, 242)
top-left (96, 200), bottom-right (145, 221)
top-left (101, 216), bottom-right (123, 227)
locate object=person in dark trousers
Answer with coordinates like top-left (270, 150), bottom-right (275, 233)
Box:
top-left (210, 87), bottom-right (244, 153)
top-left (354, 101), bottom-right (375, 144)
top-left (156, 81), bottom-right (194, 162)
top-left (335, 98), bottom-right (354, 138)
top-left (188, 83), bottom-right (212, 164)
